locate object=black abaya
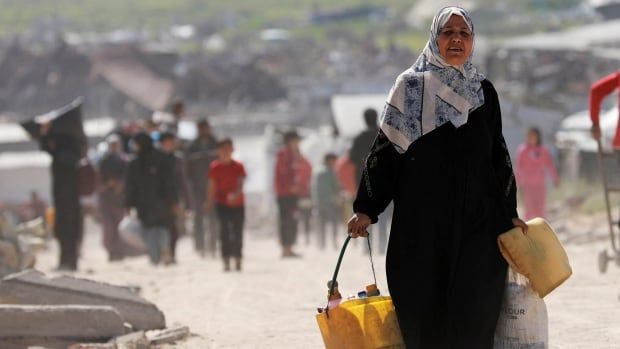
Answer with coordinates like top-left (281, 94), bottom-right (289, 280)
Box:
top-left (353, 80), bottom-right (517, 349)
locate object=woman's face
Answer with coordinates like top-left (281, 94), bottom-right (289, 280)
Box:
top-left (437, 15), bottom-right (473, 66)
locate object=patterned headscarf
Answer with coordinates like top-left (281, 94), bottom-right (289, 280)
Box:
top-left (380, 6), bottom-right (485, 153)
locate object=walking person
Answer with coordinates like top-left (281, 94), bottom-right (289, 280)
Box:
top-left (125, 133), bottom-right (177, 265)
top-left (98, 134), bottom-right (131, 261)
top-left (206, 138), bottom-right (246, 272)
top-left (298, 154), bottom-right (313, 245)
top-left (313, 153), bottom-right (342, 250)
top-left (159, 131), bottom-right (191, 263)
top-left (350, 108), bottom-right (380, 185)
top-left (350, 108), bottom-right (392, 253)
top-left (186, 119), bottom-right (218, 256)
top-left (274, 130), bottom-right (311, 258)
top-left (335, 153), bottom-right (357, 225)
top-left (347, 7), bottom-right (527, 348)
top-left (34, 108), bottom-right (86, 272)
top-left (516, 127), bottom-right (559, 220)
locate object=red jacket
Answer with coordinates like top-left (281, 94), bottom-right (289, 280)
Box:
top-left (335, 155), bottom-right (357, 197)
top-left (590, 71), bottom-right (620, 148)
top-left (274, 147), bottom-right (312, 198)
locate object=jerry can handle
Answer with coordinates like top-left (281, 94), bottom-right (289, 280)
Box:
top-left (327, 234), bottom-right (378, 304)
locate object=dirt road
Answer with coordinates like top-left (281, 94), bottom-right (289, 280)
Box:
top-left (35, 212), bottom-right (620, 349)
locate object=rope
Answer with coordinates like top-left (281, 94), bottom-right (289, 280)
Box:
top-left (366, 235), bottom-right (378, 286)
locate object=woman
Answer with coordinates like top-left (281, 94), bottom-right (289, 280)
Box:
top-left (347, 7), bottom-right (527, 349)
top-left (516, 127), bottom-right (559, 220)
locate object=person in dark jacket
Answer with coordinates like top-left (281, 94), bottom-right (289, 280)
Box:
top-left (98, 134), bottom-right (130, 261)
top-left (349, 107), bottom-right (392, 254)
top-left (159, 131), bottom-right (190, 263)
top-left (40, 121), bottom-right (84, 271)
top-left (185, 119), bottom-right (218, 256)
top-left (347, 7), bottom-right (528, 349)
top-left (350, 108), bottom-right (379, 185)
top-left (125, 133), bottom-right (177, 265)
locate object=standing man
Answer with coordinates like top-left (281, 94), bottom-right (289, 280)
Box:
top-left (298, 152), bottom-right (313, 245)
top-left (125, 133), bottom-right (177, 265)
top-left (159, 131), bottom-right (190, 263)
top-left (349, 108), bottom-right (391, 254)
top-left (31, 101), bottom-right (87, 271)
top-left (350, 108), bottom-right (379, 185)
top-left (169, 100), bottom-right (185, 133)
top-left (313, 153), bottom-right (342, 250)
top-left (186, 119), bottom-right (218, 256)
top-left (274, 130), bottom-right (311, 258)
top-left (98, 134), bottom-right (129, 261)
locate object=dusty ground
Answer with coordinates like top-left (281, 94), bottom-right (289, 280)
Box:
top-left (34, 210), bottom-right (620, 349)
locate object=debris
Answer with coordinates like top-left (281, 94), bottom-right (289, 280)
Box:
top-left (0, 305), bottom-right (125, 339)
top-left (146, 326), bottom-right (190, 345)
top-left (113, 331), bottom-right (149, 349)
top-left (0, 270), bottom-right (165, 330)
top-left (68, 343), bottom-right (117, 349)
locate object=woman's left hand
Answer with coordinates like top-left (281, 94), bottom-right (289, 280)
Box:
top-left (512, 217), bottom-right (528, 234)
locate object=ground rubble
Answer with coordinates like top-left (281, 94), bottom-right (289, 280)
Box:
top-left (0, 269), bottom-right (190, 349)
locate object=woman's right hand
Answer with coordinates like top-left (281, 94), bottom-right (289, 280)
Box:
top-left (347, 213), bottom-right (371, 238)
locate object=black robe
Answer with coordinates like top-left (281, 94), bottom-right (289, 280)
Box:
top-left (353, 80), bottom-right (517, 349)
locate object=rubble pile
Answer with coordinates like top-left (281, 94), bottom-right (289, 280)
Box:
top-left (0, 216), bottom-right (47, 277)
top-left (0, 270), bottom-right (190, 349)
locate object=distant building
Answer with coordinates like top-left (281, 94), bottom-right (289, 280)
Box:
top-left (310, 5), bottom-right (387, 24)
top-left (591, 0), bottom-right (620, 20)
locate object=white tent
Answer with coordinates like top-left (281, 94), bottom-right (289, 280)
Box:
top-left (555, 107), bottom-right (619, 152)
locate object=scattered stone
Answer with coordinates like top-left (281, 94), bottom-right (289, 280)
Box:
top-left (0, 240), bottom-right (19, 271)
top-left (0, 305), bottom-right (125, 339)
top-left (113, 331), bottom-right (149, 349)
top-left (68, 343), bottom-right (117, 349)
top-left (0, 270), bottom-right (165, 330)
top-left (146, 326), bottom-right (190, 345)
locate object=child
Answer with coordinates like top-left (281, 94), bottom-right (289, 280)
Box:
top-left (312, 153), bottom-right (342, 250)
top-left (516, 127), bottom-right (559, 220)
top-left (207, 138), bottom-right (246, 271)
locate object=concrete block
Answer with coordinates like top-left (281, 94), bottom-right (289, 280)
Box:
top-left (0, 305), bottom-right (125, 339)
top-left (0, 270), bottom-right (165, 330)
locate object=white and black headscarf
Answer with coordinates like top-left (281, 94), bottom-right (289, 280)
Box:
top-left (380, 6), bottom-right (485, 153)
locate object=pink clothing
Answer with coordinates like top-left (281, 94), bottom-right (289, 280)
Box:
top-left (522, 183), bottom-right (546, 222)
top-left (515, 144), bottom-right (559, 220)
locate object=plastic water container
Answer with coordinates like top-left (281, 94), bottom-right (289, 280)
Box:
top-left (316, 296), bottom-right (404, 349)
top-left (316, 235), bottom-right (405, 349)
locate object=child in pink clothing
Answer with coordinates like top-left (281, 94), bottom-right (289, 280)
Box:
top-left (516, 127), bottom-right (560, 220)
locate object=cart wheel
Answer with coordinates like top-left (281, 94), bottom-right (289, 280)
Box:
top-left (599, 250), bottom-right (609, 274)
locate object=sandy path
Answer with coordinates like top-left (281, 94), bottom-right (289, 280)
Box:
top-left (34, 213), bottom-right (620, 349)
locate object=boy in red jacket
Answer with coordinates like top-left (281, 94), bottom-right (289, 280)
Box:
top-left (207, 138), bottom-right (246, 271)
top-left (274, 130), bottom-right (311, 258)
